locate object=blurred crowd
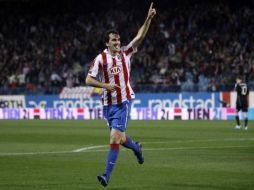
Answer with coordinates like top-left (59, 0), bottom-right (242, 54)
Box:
top-left (0, 0), bottom-right (254, 94)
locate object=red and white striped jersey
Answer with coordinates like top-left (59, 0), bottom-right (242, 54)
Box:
top-left (88, 42), bottom-right (137, 105)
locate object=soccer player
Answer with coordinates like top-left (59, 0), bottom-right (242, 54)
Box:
top-left (85, 3), bottom-right (156, 187)
top-left (234, 75), bottom-right (249, 130)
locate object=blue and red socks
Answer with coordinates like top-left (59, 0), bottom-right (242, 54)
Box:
top-left (122, 136), bottom-right (139, 153)
top-left (104, 144), bottom-right (120, 180)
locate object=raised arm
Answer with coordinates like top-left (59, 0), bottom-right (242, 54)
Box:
top-left (131, 2), bottom-right (156, 49)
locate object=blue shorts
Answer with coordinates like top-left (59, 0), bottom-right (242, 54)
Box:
top-left (103, 100), bottom-right (131, 132)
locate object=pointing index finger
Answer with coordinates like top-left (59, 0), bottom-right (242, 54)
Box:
top-left (150, 2), bottom-right (153, 10)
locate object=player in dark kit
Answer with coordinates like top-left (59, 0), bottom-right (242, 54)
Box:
top-left (234, 76), bottom-right (249, 130)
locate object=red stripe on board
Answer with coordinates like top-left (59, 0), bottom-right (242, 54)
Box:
top-left (112, 57), bottom-right (122, 104)
top-left (121, 55), bottom-right (131, 100)
top-left (101, 52), bottom-right (112, 105)
top-left (34, 108), bottom-right (40, 113)
top-left (77, 108), bottom-right (84, 113)
top-left (227, 108), bottom-right (235, 114)
top-left (174, 108), bottom-right (182, 113)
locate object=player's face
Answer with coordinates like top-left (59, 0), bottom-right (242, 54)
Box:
top-left (236, 78), bottom-right (241, 83)
top-left (106, 33), bottom-right (121, 54)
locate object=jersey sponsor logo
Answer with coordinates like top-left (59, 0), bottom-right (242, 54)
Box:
top-left (109, 66), bottom-right (122, 75)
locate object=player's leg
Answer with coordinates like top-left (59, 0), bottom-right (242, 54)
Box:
top-left (235, 110), bottom-right (241, 129)
top-left (121, 136), bottom-right (144, 164)
top-left (97, 128), bottom-right (124, 187)
top-left (119, 101), bottom-right (144, 164)
top-left (243, 101), bottom-right (248, 130)
top-left (243, 111), bottom-right (248, 130)
top-left (97, 104), bottom-right (126, 187)
top-left (104, 129), bottom-right (123, 180)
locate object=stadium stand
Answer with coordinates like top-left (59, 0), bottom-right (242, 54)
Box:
top-left (0, 0), bottom-right (254, 94)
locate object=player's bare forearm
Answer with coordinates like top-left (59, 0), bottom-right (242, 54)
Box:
top-left (86, 75), bottom-right (120, 92)
top-left (86, 75), bottom-right (105, 88)
top-left (132, 2), bottom-right (156, 48)
top-left (132, 18), bottom-right (152, 47)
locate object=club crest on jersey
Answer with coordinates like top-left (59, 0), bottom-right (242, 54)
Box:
top-left (117, 54), bottom-right (123, 61)
top-left (109, 66), bottom-right (122, 75)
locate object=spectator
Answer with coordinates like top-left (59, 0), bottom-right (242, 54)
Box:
top-left (0, 0), bottom-right (253, 94)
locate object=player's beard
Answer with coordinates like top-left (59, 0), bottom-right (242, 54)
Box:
top-left (109, 45), bottom-right (120, 54)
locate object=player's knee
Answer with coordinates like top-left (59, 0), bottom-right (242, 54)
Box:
top-left (110, 133), bottom-right (121, 144)
top-left (120, 136), bottom-right (127, 144)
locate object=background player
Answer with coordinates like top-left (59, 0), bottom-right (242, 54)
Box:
top-left (234, 75), bottom-right (249, 130)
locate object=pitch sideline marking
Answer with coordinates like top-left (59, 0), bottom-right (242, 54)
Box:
top-left (0, 138), bottom-right (254, 156)
top-left (0, 145), bottom-right (254, 156)
top-left (73, 145), bottom-right (107, 152)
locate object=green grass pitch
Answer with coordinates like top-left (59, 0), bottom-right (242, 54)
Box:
top-left (0, 120), bottom-right (253, 190)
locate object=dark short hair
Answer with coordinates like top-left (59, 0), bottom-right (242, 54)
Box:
top-left (236, 75), bottom-right (243, 81)
top-left (104, 29), bottom-right (119, 43)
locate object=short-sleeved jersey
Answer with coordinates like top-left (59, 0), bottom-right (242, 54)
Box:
top-left (235, 82), bottom-right (249, 111)
top-left (88, 42), bottom-right (137, 105)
